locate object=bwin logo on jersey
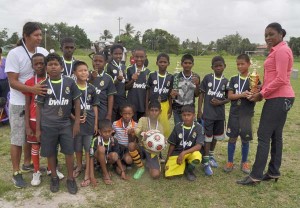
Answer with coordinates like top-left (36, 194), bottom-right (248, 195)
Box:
top-left (133, 82), bottom-right (146, 89)
top-left (48, 97), bottom-right (69, 105)
top-left (153, 86), bottom-right (169, 93)
top-left (180, 140), bottom-right (192, 147)
top-left (207, 89), bottom-right (224, 98)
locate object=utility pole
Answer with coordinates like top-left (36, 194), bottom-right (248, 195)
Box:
top-left (117, 17), bottom-right (122, 41)
top-left (44, 28), bottom-right (47, 49)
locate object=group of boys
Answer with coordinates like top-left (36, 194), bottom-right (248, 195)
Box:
top-left (18, 37), bottom-right (257, 195)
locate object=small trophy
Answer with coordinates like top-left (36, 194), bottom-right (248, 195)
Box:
top-left (174, 61), bottom-right (182, 73)
top-left (249, 60), bottom-right (260, 93)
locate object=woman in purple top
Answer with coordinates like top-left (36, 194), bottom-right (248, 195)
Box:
top-left (0, 47), bottom-right (9, 99)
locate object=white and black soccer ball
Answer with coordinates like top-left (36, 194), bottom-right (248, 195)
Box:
top-left (143, 130), bottom-right (166, 154)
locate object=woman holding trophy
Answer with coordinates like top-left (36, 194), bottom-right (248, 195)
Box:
top-left (237, 22), bottom-right (295, 185)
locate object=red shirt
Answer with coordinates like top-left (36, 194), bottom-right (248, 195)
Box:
top-left (24, 76), bottom-right (46, 121)
top-left (261, 41), bottom-right (295, 99)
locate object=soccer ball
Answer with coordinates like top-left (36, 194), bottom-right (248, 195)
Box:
top-left (143, 130), bottom-right (166, 154)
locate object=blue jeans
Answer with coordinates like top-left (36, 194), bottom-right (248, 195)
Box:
top-left (250, 98), bottom-right (294, 180)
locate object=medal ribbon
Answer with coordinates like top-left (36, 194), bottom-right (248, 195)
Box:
top-left (213, 73), bottom-right (223, 94)
top-left (135, 64), bottom-right (144, 74)
top-left (148, 118), bottom-right (158, 130)
top-left (22, 39), bottom-right (36, 61)
top-left (182, 123), bottom-right (195, 149)
top-left (48, 76), bottom-right (64, 105)
top-left (238, 74), bottom-right (249, 94)
top-left (79, 83), bottom-right (88, 111)
top-left (62, 57), bottom-right (74, 77)
top-left (157, 71), bottom-right (167, 95)
top-left (100, 137), bottom-right (111, 163)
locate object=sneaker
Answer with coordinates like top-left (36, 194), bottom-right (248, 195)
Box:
top-left (31, 171), bottom-right (42, 186)
top-left (21, 164), bottom-right (34, 173)
top-left (12, 171), bottom-right (26, 188)
top-left (133, 167), bottom-right (145, 180)
top-left (203, 164), bottom-right (213, 176)
top-left (47, 169), bottom-right (65, 180)
top-left (209, 157), bottom-right (218, 168)
top-left (185, 169), bottom-right (197, 181)
top-left (241, 162), bottom-right (251, 174)
top-left (50, 177), bottom-right (59, 193)
top-left (66, 179), bottom-right (78, 195)
top-left (223, 162), bottom-right (234, 173)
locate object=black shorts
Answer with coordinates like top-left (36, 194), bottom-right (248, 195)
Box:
top-left (119, 144), bottom-right (129, 160)
top-left (139, 146), bottom-right (160, 170)
top-left (204, 119), bottom-right (225, 142)
top-left (226, 115), bottom-right (253, 141)
top-left (40, 125), bottom-right (74, 157)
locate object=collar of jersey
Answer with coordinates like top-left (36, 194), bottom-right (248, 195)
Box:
top-left (135, 65), bottom-right (146, 71)
top-left (239, 74), bottom-right (248, 80)
top-left (77, 84), bottom-right (87, 90)
top-left (50, 79), bottom-right (62, 83)
top-left (158, 71), bottom-right (167, 78)
top-left (183, 124), bottom-right (192, 129)
top-left (63, 59), bottom-right (73, 64)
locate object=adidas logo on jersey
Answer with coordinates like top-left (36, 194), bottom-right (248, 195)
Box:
top-left (207, 89), bottom-right (224, 98)
top-left (133, 82), bottom-right (146, 89)
top-left (48, 97), bottom-right (69, 105)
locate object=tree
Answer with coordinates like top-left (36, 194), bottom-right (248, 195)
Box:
top-left (100, 29), bottom-right (113, 41)
top-left (289, 37), bottom-right (300, 56)
top-left (122, 23), bottom-right (135, 37)
top-left (6, 32), bottom-right (19, 45)
top-left (216, 33), bottom-right (256, 55)
top-left (0, 28), bottom-right (8, 46)
top-left (142, 29), bottom-right (180, 54)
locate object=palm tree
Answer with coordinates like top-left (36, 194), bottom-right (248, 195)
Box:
top-left (122, 23), bottom-right (135, 37)
top-left (100, 29), bottom-right (113, 41)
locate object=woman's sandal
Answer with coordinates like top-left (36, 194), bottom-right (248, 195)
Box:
top-left (81, 178), bottom-right (91, 187)
top-left (73, 168), bottom-right (82, 178)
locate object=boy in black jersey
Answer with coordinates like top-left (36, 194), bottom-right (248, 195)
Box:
top-left (224, 54), bottom-right (260, 174)
top-left (106, 44), bottom-right (127, 121)
top-left (60, 37), bottom-right (76, 77)
top-left (198, 56), bottom-right (229, 176)
top-left (89, 53), bottom-right (116, 122)
top-left (125, 48), bottom-right (150, 121)
top-left (165, 105), bottom-right (204, 181)
top-left (71, 61), bottom-right (99, 187)
top-left (36, 53), bottom-right (81, 194)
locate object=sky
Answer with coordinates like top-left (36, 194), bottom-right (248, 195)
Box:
top-left (1, 0), bottom-right (299, 45)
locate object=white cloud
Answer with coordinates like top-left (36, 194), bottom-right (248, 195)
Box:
top-left (0, 0), bottom-right (299, 44)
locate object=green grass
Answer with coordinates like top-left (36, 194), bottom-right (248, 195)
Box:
top-left (0, 53), bottom-right (299, 207)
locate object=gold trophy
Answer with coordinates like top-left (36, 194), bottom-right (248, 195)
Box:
top-left (249, 60), bottom-right (260, 93)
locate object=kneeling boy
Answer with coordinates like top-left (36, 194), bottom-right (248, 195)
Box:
top-left (165, 105), bottom-right (204, 181)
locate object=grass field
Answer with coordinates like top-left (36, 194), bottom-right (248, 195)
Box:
top-left (0, 53), bottom-right (299, 208)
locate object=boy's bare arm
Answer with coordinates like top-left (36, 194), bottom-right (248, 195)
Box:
top-left (35, 104), bottom-right (41, 142)
top-left (73, 98), bottom-right (81, 138)
top-left (197, 92), bottom-right (204, 119)
top-left (106, 95), bottom-right (114, 121)
top-left (25, 95), bottom-right (32, 137)
top-left (93, 106), bottom-right (98, 134)
top-left (166, 144), bottom-right (175, 162)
